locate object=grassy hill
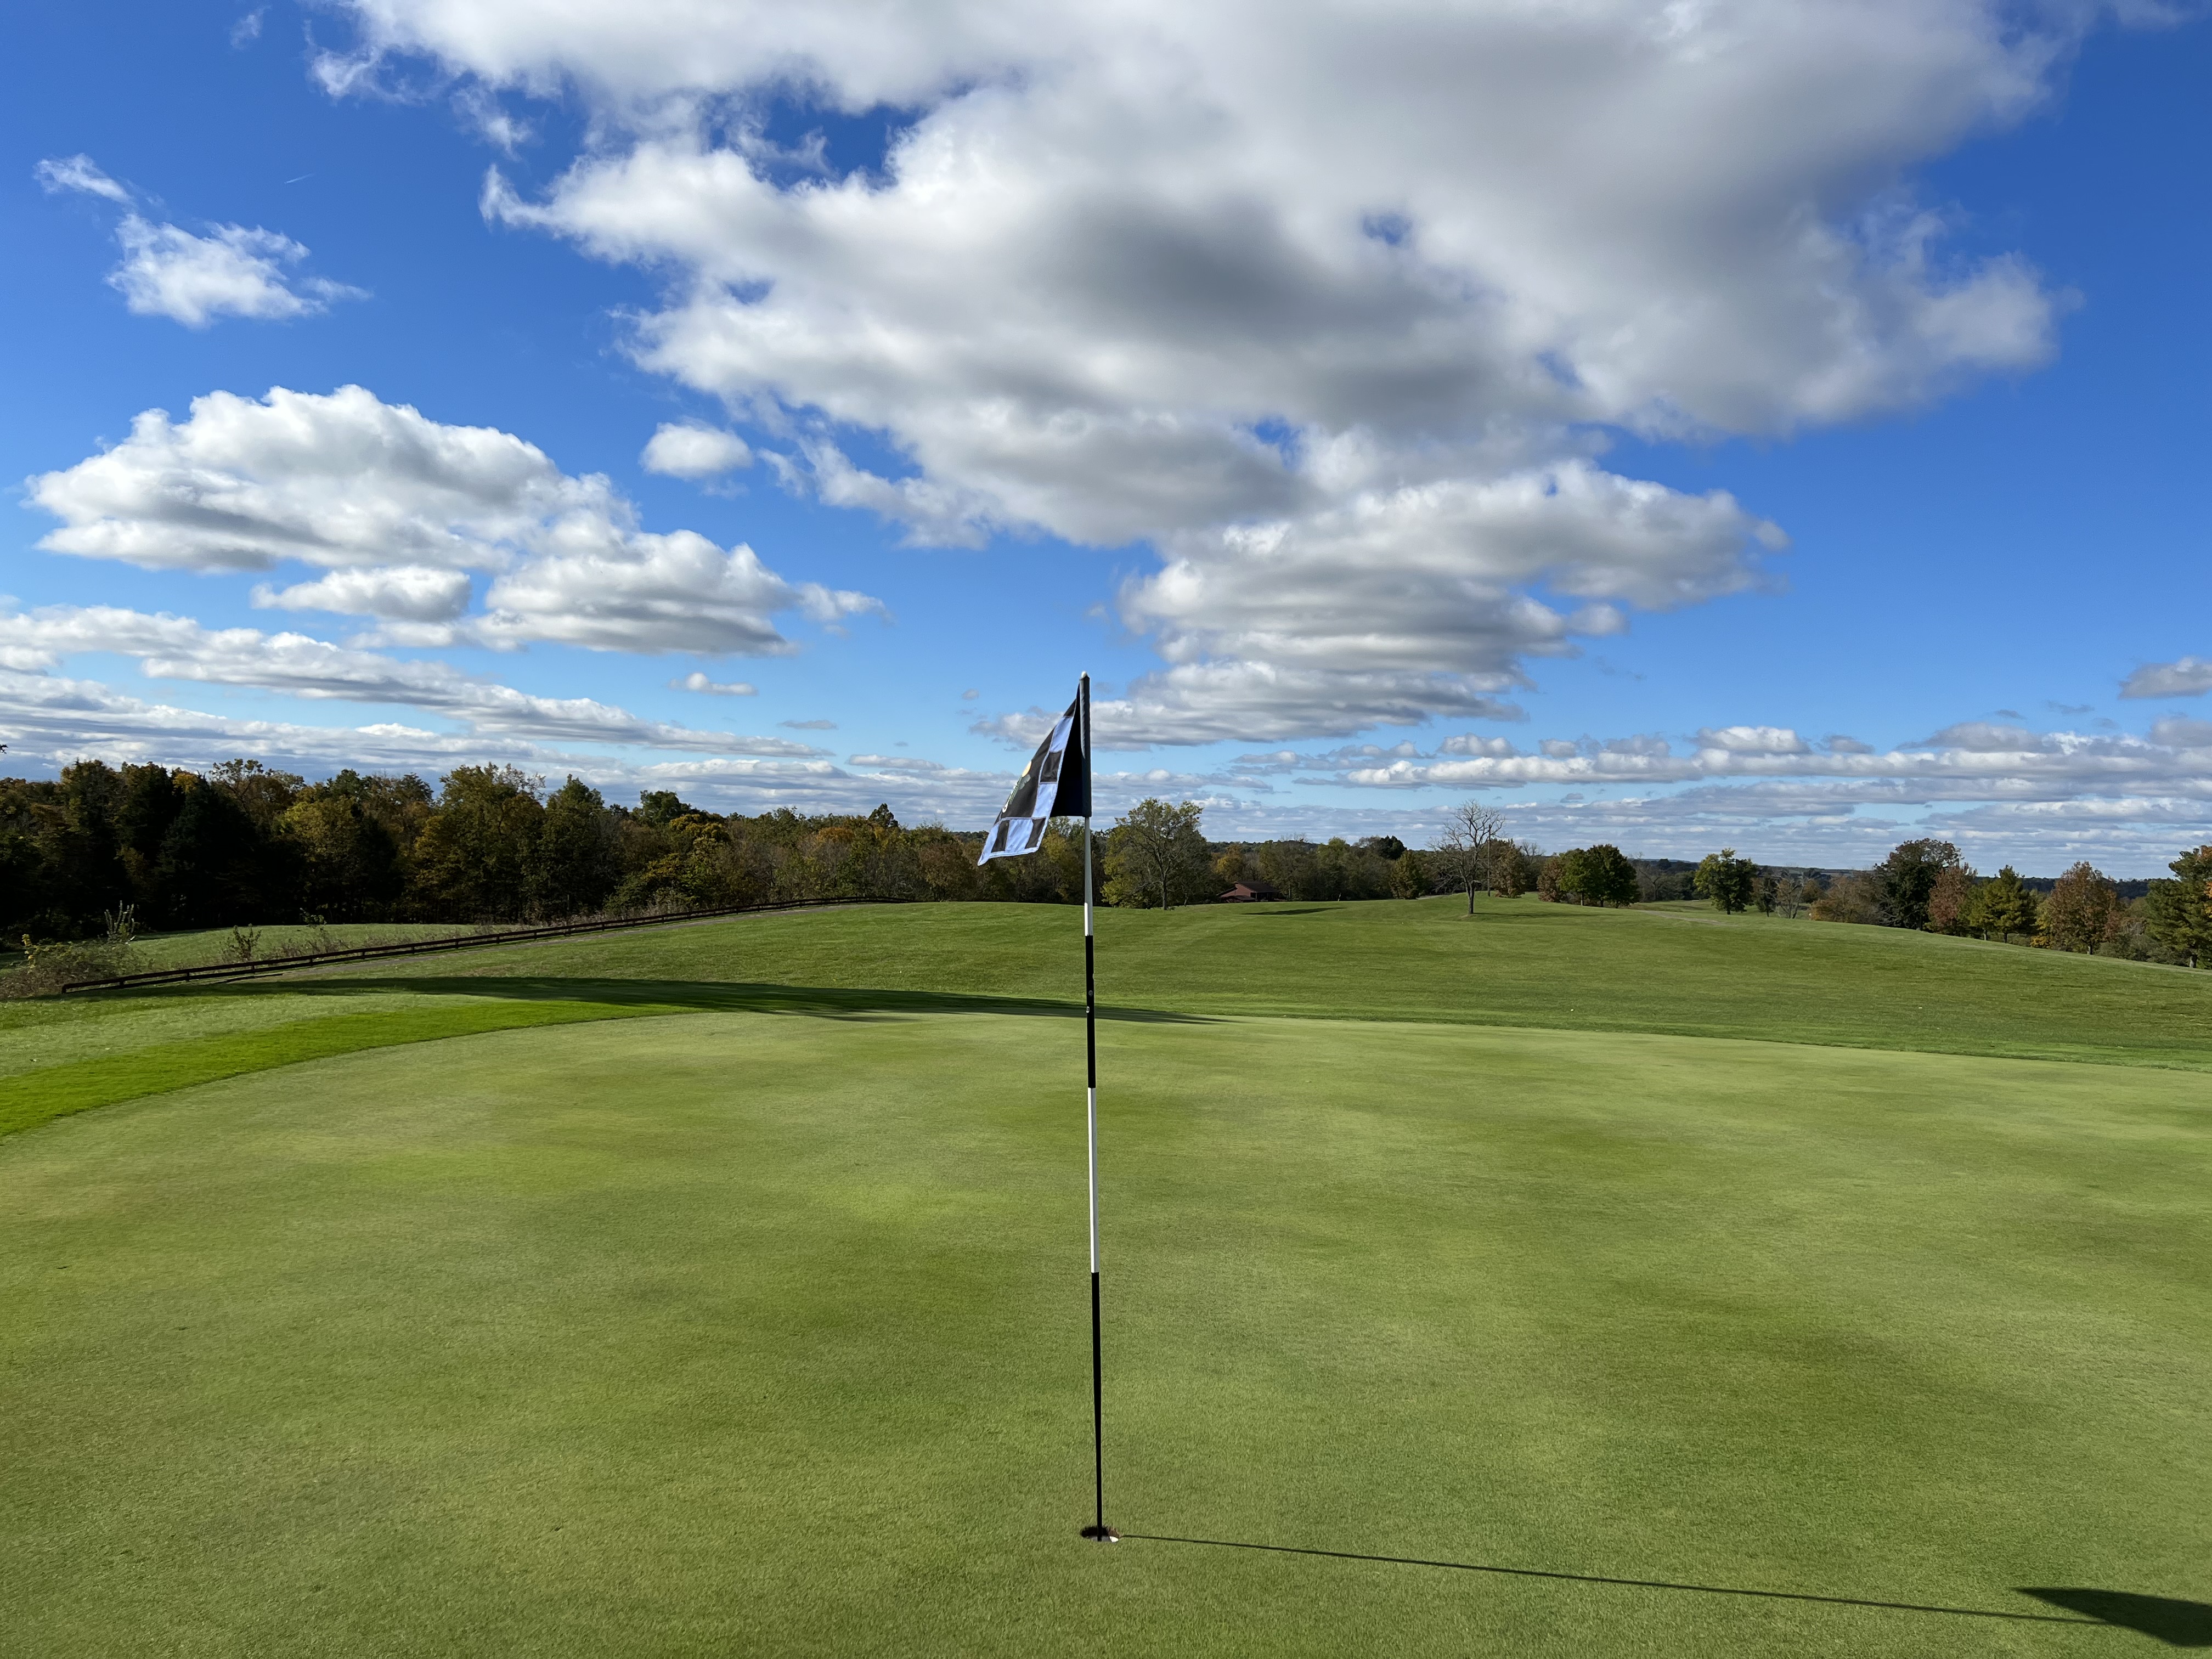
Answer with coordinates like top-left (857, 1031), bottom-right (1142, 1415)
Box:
top-left (3, 896), bottom-right (2207, 1654)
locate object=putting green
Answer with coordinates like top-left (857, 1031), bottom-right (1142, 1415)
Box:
top-left (3, 1007), bottom-right (2205, 1655)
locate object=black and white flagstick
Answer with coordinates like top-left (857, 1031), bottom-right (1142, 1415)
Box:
top-left (1077, 672), bottom-right (1118, 1544)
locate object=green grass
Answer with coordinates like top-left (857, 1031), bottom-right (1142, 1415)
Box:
top-left (2, 898), bottom-right (2208, 1654)
top-left (0, 921), bottom-right (484, 976)
top-left (326, 894), bottom-right (2212, 1068)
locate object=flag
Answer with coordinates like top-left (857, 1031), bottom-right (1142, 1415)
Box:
top-left (978, 687), bottom-right (1091, 864)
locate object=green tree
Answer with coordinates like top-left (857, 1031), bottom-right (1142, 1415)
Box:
top-left (532, 777), bottom-right (623, 917)
top-left (153, 771), bottom-right (281, 929)
top-left (1103, 798), bottom-right (1209, 909)
top-left (409, 766), bottom-right (545, 921)
top-left (1389, 848), bottom-right (1433, 899)
top-left (1549, 848), bottom-right (1589, 901)
top-left (280, 791), bottom-right (405, 921)
top-left (1255, 838), bottom-right (1316, 899)
top-left (1693, 848), bottom-right (1759, 913)
top-left (1559, 843), bottom-right (1639, 906)
top-left (1874, 839), bottom-right (1962, 930)
top-left (2143, 845), bottom-right (2212, 968)
top-left (208, 759), bottom-right (306, 832)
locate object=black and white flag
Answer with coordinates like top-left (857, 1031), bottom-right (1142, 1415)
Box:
top-left (978, 687), bottom-right (1091, 864)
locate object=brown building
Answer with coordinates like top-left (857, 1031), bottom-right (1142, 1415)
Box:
top-left (1218, 881), bottom-right (1284, 902)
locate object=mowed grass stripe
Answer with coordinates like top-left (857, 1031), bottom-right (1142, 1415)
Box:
top-left (0, 1000), bottom-right (677, 1139)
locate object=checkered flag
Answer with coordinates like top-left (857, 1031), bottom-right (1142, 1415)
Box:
top-left (978, 684), bottom-right (1092, 864)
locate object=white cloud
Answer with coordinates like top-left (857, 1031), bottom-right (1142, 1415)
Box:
top-left (27, 385), bottom-right (884, 656)
top-left (110, 216), bottom-right (365, 328)
top-left (2121, 656), bottom-right (2212, 699)
top-left (455, 86), bottom-right (533, 151)
top-left (1097, 663), bottom-right (1528, 748)
top-left (1113, 462), bottom-right (1780, 738)
top-left (253, 565), bottom-right (473, 622)
top-left (231, 9), bottom-right (266, 47)
top-left (35, 154), bottom-right (132, 205)
top-left (1247, 722), bottom-right (2212, 810)
top-left (641, 421), bottom-right (753, 478)
top-left (0, 606), bottom-right (827, 756)
top-left (334, 0), bottom-right (2119, 737)
top-left (0, 664), bottom-right (1031, 823)
top-left (37, 154), bottom-right (363, 328)
top-left (1696, 725), bottom-right (1813, 755)
top-left (473, 528), bottom-right (840, 654)
top-left (674, 670), bottom-right (758, 696)
top-left (7, 648), bottom-right (2209, 867)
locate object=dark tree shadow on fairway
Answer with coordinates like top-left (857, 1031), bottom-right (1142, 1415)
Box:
top-left (149, 975), bottom-right (1214, 1026)
top-left (1122, 1537), bottom-right (2128, 1632)
top-left (2021, 1590), bottom-right (2212, 1646)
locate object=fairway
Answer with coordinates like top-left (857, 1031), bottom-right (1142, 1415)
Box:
top-left (5, 902), bottom-right (2211, 1656)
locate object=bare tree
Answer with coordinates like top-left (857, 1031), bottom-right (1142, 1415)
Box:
top-left (1432, 800), bottom-right (1505, 916)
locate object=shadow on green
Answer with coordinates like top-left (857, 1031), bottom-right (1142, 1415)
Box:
top-left (145, 975), bottom-right (1215, 1024)
top-left (1127, 1535), bottom-right (2134, 1631)
top-left (2020, 1589), bottom-right (2212, 1646)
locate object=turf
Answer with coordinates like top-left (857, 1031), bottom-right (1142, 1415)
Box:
top-left (4, 1010), bottom-right (2207, 1655)
top-left (323, 894), bottom-right (2212, 1068)
top-left (2, 897), bottom-right (2208, 1653)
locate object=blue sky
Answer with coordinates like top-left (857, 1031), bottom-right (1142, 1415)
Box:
top-left (3, 0), bottom-right (2208, 872)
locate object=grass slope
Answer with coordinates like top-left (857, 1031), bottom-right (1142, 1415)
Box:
top-left (4, 1010), bottom-right (2206, 1656)
top-left (6, 894), bottom-right (2210, 1142)
top-left (332, 895), bottom-right (2212, 1066)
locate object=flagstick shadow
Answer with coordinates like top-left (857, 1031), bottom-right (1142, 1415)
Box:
top-left (1119, 1536), bottom-right (2110, 1629)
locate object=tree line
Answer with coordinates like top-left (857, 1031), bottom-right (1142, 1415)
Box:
top-left (9, 762), bottom-right (2208, 970)
top-left (1, 759), bottom-right (1096, 943)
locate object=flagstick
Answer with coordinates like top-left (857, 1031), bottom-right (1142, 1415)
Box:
top-left (1078, 672), bottom-right (1116, 1543)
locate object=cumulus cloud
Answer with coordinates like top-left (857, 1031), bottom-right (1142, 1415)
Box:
top-left (641, 421), bottom-right (753, 478)
top-left (2121, 656), bottom-right (2212, 699)
top-left (0, 606), bottom-right (827, 755)
top-left (27, 385), bottom-right (884, 656)
top-left (319, 0), bottom-right (2119, 737)
top-left (108, 217), bottom-right (367, 327)
top-left (1114, 462), bottom-right (1780, 737)
top-left (674, 670), bottom-right (758, 696)
top-left (38, 153), bottom-right (363, 326)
